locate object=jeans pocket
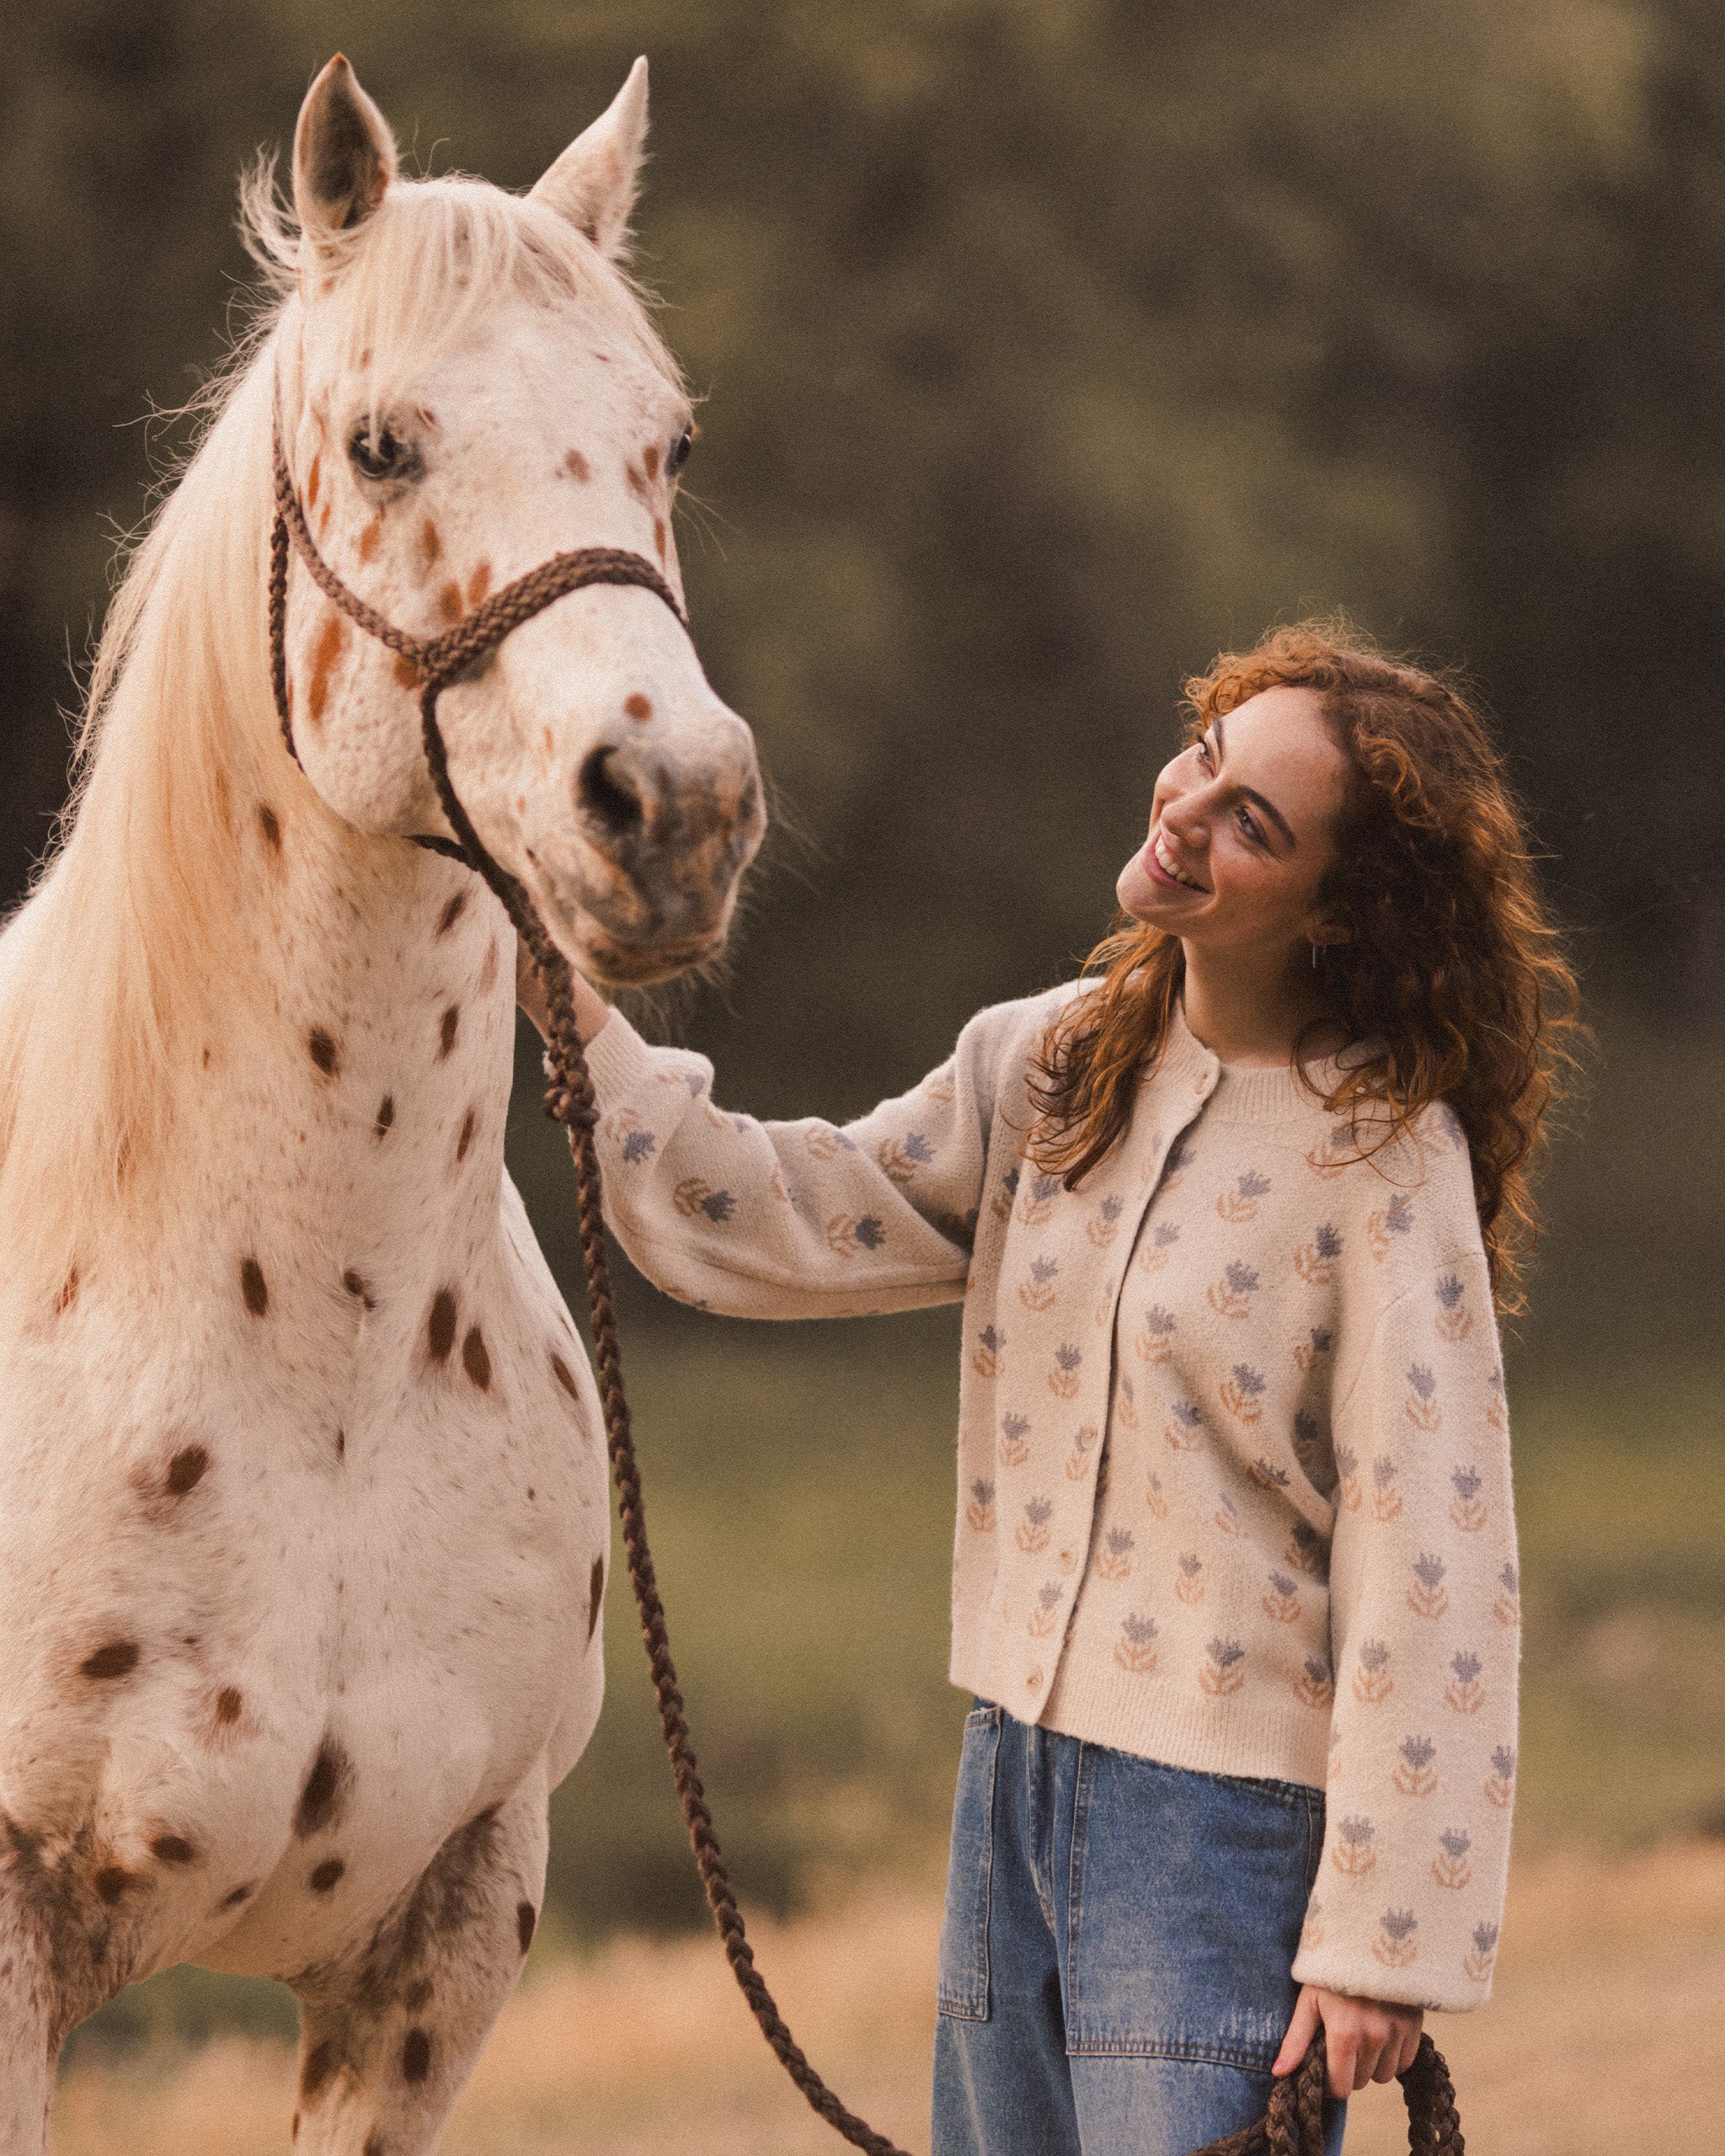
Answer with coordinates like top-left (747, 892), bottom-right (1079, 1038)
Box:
top-left (937, 1704), bottom-right (1001, 2021)
top-left (1066, 1753), bottom-right (1320, 2067)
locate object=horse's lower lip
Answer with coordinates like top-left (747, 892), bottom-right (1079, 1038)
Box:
top-left (577, 930), bottom-right (724, 985)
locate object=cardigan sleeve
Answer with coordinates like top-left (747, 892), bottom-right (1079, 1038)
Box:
top-left (1292, 1221), bottom-right (1519, 2013)
top-left (574, 996), bottom-right (1043, 1318)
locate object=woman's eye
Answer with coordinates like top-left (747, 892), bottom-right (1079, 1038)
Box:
top-left (348, 425), bottom-right (409, 481)
top-left (1237, 807), bottom-right (1263, 845)
top-left (1194, 738), bottom-right (1213, 768)
top-left (668, 423), bottom-right (695, 477)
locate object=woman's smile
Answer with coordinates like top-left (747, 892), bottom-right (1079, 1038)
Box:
top-left (1146, 825), bottom-right (1207, 892)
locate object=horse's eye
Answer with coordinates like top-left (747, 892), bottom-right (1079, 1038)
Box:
top-left (668, 423), bottom-right (696, 477)
top-left (348, 424), bottom-right (410, 481)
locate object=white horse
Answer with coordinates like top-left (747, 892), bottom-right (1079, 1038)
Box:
top-left (0, 55), bottom-right (762, 2153)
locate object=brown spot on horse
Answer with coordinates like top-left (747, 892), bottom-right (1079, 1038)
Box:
top-left (418, 518), bottom-right (442, 574)
top-left (467, 562), bottom-right (492, 606)
top-left (550, 1351), bottom-right (579, 1401)
top-left (82, 1641), bottom-right (141, 1681)
top-left (461, 1327), bottom-right (491, 1391)
top-left (307, 613), bottom-right (348, 727)
top-left (308, 1029), bottom-right (340, 1078)
top-left (151, 1834), bottom-right (197, 1865)
top-left (219, 1881), bottom-right (254, 1908)
top-left (439, 1006), bottom-right (461, 1059)
top-left (455, 1108), bottom-right (477, 1164)
top-left (563, 448), bottom-right (590, 483)
top-left (309, 1858), bottom-right (346, 1892)
top-left (588, 1556), bottom-right (605, 1641)
top-left (165, 1445), bottom-right (209, 1497)
top-left (436, 890), bottom-right (467, 937)
top-left (258, 803), bottom-right (283, 852)
top-left (307, 454), bottom-right (323, 511)
top-left (375, 1095), bottom-right (396, 1139)
top-left (653, 516), bottom-right (667, 564)
top-left (402, 2028), bottom-right (432, 2083)
top-left (427, 1289), bottom-right (458, 1363)
top-left (517, 1899), bottom-right (537, 1953)
top-left (437, 579), bottom-right (464, 625)
top-left (625, 461), bottom-right (652, 504)
top-left (358, 513), bottom-right (384, 563)
top-left (643, 443), bottom-right (661, 479)
top-left (294, 1738), bottom-right (355, 1839)
top-left (241, 1258), bottom-right (270, 1317)
top-left (393, 650), bottom-right (423, 689)
top-left (343, 1271), bottom-right (376, 1310)
top-left (301, 2038), bottom-right (339, 2100)
top-left (215, 1686), bottom-right (243, 1726)
top-left (55, 1265), bottom-right (79, 1316)
top-left (624, 693), bottom-right (653, 723)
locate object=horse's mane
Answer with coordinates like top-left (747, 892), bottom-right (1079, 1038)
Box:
top-left (0, 163), bottom-right (681, 1310)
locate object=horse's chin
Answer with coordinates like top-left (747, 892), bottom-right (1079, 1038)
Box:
top-left (573, 926), bottom-right (726, 988)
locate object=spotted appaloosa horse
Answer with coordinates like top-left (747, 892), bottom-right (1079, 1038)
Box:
top-left (0, 54), bottom-right (763, 2153)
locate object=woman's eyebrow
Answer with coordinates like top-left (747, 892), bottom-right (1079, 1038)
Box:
top-left (1211, 714), bottom-right (1299, 848)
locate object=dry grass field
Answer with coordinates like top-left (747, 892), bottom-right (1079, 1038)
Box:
top-left (51, 1833), bottom-right (1725, 2156)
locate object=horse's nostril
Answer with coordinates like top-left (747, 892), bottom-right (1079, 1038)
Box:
top-left (576, 746), bottom-right (647, 842)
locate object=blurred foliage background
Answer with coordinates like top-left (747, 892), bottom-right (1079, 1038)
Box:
top-left (4, 0), bottom-right (1721, 2057)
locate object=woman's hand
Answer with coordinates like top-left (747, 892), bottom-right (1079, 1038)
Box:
top-left (1273, 1983), bottom-right (1423, 2100)
top-left (515, 937), bottom-right (611, 1047)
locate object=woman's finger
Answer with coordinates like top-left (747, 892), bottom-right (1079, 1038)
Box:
top-left (1327, 2031), bottom-right (1359, 2101)
top-left (1272, 1986), bottom-right (1321, 2077)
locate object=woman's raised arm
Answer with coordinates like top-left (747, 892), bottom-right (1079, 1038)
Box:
top-left (520, 946), bottom-right (1050, 1319)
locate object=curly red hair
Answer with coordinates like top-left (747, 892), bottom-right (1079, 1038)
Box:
top-left (1029, 620), bottom-right (1585, 1311)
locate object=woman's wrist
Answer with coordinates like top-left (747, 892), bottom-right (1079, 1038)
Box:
top-left (515, 937), bottom-right (612, 1047)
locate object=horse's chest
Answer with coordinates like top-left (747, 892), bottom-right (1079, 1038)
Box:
top-left (0, 1195), bottom-right (612, 1977)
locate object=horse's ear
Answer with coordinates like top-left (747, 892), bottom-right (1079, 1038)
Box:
top-left (293, 55), bottom-right (397, 248)
top-left (528, 56), bottom-right (650, 261)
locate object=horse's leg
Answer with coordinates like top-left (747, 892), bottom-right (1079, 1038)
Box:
top-left (0, 1916), bottom-right (56, 2156)
top-left (289, 1764), bottom-right (550, 2155)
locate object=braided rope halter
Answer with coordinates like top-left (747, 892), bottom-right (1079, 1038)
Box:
top-left (268, 434), bottom-right (1463, 2156)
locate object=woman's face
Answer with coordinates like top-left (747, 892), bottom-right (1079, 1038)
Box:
top-left (1117, 685), bottom-right (1351, 959)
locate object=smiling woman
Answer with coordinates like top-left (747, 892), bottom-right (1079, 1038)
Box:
top-left (1033, 618), bottom-right (1585, 1312)
top-left (537, 612), bottom-right (1582, 2155)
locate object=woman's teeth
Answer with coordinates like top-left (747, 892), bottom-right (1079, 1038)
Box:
top-left (1153, 830), bottom-right (1204, 890)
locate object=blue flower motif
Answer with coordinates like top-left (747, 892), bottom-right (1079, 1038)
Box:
top-left (699, 1190), bottom-right (736, 1223)
top-left (621, 1130), bottom-right (657, 1165)
top-left (854, 1216), bottom-right (886, 1251)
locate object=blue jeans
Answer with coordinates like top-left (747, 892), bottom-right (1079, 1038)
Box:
top-left (932, 1703), bottom-right (1347, 2156)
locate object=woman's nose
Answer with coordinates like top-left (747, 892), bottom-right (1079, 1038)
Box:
top-left (1162, 792), bottom-right (1208, 851)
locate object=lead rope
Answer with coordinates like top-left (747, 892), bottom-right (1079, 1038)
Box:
top-left (1184, 2031), bottom-right (1464, 2156)
top-left (270, 437), bottom-right (911, 2156)
top-left (270, 443), bottom-right (1461, 2156)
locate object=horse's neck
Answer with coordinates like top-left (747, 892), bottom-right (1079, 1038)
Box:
top-left (176, 808), bottom-right (516, 1306)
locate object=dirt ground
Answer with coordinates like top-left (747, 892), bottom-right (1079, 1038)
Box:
top-left (50, 1836), bottom-right (1725, 2155)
